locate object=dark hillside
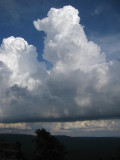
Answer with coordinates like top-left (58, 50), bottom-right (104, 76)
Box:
top-left (0, 134), bottom-right (120, 160)
top-left (57, 136), bottom-right (120, 160)
top-left (0, 134), bottom-right (35, 160)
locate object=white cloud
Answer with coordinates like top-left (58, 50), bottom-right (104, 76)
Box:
top-left (89, 33), bottom-right (120, 61)
top-left (34, 5), bottom-right (105, 71)
top-left (0, 36), bottom-right (47, 90)
top-left (0, 6), bottom-right (120, 123)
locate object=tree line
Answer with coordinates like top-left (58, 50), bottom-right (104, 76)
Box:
top-left (0, 128), bottom-right (66, 160)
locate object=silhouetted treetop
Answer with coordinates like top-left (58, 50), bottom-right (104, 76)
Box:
top-left (33, 128), bottom-right (66, 160)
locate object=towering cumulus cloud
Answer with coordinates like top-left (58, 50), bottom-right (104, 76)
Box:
top-left (0, 6), bottom-right (120, 122)
top-left (0, 36), bottom-right (47, 90)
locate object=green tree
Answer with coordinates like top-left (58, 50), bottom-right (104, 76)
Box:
top-left (33, 128), bottom-right (66, 160)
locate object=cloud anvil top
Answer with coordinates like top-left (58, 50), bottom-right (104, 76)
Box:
top-left (0, 5), bottom-right (120, 123)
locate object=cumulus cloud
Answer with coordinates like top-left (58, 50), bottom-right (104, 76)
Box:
top-left (0, 36), bottom-right (47, 90)
top-left (0, 5), bottom-right (120, 123)
top-left (89, 33), bottom-right (120, 61)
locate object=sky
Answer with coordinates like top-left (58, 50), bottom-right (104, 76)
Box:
top-left (0, 0), bottom-right (120, 136)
